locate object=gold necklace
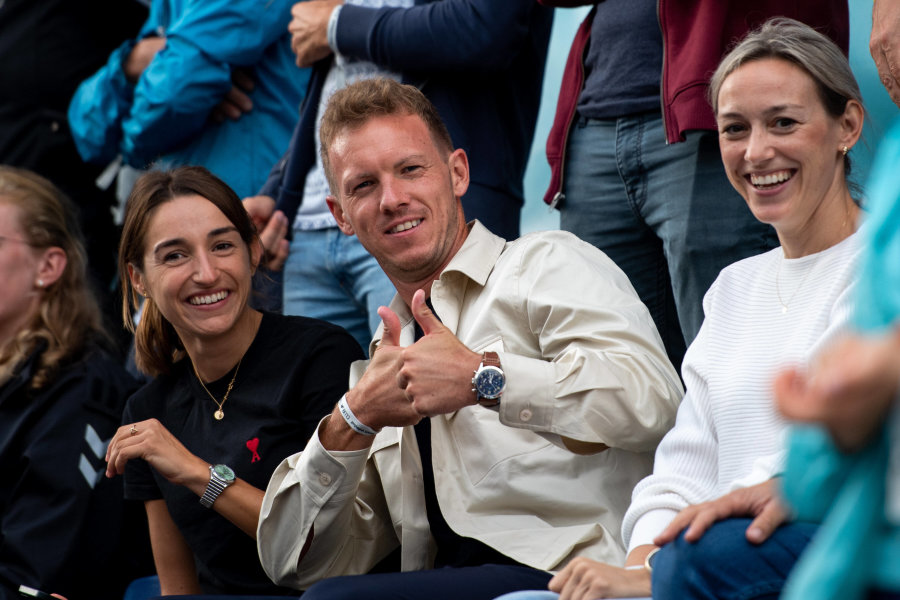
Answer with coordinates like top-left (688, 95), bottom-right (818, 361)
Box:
top-left (193, 359), bottom-right (242, 420)
top-left (775, 257), bottom-right (813, 314)
top-left (776, 202), bottom-right (855, 314)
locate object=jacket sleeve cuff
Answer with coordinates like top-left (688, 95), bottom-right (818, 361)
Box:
top-left (327, 5), bottom-right (343, 53)
top-left (305, 418), bottom-right (371, 502)
top-left (333, 4), bottom-right (379, 61)
top-left (495, 352), bottom-right (555, 429)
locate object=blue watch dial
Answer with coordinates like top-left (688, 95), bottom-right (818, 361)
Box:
top-left (476, 366), bottom-right (506, 399)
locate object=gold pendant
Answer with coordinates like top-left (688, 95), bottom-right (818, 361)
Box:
top-left (214, 409), bottom-right (224, 420)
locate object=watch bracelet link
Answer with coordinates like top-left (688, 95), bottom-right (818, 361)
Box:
top-left (199, 465), bottom-right (231, 508)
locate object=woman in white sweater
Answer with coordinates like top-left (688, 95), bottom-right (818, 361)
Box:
top-left (498, 17), bottom-right (865, 600)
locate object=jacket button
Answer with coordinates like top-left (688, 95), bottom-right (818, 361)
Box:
top-left (318, 472), bottom-right (333, 486)
top-left (50, 121), bottom-right (59, 133)
top-left (519, 408), bottom-right (533, 422)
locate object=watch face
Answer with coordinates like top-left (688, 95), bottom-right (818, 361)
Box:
top-left (475, 366), bottom-right (506, 399)
top-left (213, 464), bottom-right (235, 482)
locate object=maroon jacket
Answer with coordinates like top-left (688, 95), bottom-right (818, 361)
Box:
top-left (540, 0), bottom-right (849, 206)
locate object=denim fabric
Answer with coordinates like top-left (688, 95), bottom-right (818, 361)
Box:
top-left (494, 592), bottom-right (561, 600)
top-left (652, 518), bottom-right (817, 600)
top-left (124, 575), bottom-right (160, 600)
top-left (283, 228), bottom-right (395, 354)
top-left (301, 564), bottom-right (553, 600)
top-left (495, 592), bottom-right (648, 600)
top-left (559, 113), bottom-right (779, 370)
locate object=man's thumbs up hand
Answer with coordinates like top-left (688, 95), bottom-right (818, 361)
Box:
top-left (339, 304), bottom-right (420, 437)
top-left (401, 290), bottom-right (482, 416)
top-left (377, 305), bottom-right (403, 348)
top-left (411, 289), bottom-right (446, 336)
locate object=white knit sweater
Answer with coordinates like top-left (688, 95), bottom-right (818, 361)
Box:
top-left (623, 231), bottom-right (862, 552)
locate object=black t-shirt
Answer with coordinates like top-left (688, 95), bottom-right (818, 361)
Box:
top-left (123, 312), bottom-right (363, 595)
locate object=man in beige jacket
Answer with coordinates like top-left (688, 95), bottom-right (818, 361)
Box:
top-left (256, 78), bottom-right (683, 600)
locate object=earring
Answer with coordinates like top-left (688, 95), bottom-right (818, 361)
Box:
top-left (841, 145), bottom-right (849, 156)
top-left (36, 279), bottom-right (44, 288)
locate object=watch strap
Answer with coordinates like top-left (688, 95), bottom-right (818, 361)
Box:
top-left (199, 465), bottom-right (233, 508)
top-left (482, 351), bottom-right (501, 368)
top-left (474, 351), bottom-right (504, 407)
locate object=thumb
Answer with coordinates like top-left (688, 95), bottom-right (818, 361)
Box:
top-left (411, 289), bottom-right (444, 336)
top-left (745, 498), bottom-right (788, 545)
top-left (377, 305), bottom-right (402, 347)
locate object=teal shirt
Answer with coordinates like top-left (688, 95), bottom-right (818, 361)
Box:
top-left (856, 116), bottom-right (900, 334)
top-left (782, 116), bottom-right (900, 600)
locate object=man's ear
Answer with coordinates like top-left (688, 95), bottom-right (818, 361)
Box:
top-left (326, 195), bottom-right (355, 236)
top-left (448, 148), bottom-right (470, 200)
top-left (36, 247), bottom-right (67, 288)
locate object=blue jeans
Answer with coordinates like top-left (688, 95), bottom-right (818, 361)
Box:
top-left (495, 593), bottom-right (649, 600)
top-left (283, 227), bottom-right (396, 354)
top-left (494, 593), bottom-right (561, 600)
top-left (652, 518), bottom-right (818, 600)
top-left (560, 113), bottom-right (778, 370)
top-left (301, 564), bottom-right (552, 600)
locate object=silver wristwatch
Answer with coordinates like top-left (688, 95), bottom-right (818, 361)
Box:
top-left (199, 464), bottom-right (235, 508)
top-left (471, 351), bottom-right (506, 407)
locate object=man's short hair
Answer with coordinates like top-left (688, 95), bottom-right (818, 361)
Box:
top-left (320, 78), bottom-right (455, 196)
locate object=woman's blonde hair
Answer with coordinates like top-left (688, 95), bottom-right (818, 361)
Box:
top-left (0, 166), bottom-right (106, 390)
top-left (709, 17), bottom-right (864, 177)
top-left (119, 166), bottom-right (259, 377)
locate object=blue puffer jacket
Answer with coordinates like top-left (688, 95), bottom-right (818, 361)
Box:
top-left (68, 0), bottom-right (309, 198)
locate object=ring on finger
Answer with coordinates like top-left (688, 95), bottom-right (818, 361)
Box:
top-left (130, 425), bottom-right (138, 436)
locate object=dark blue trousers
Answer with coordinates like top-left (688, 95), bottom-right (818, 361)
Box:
top-left (301, 564), bottom-right (552, 600)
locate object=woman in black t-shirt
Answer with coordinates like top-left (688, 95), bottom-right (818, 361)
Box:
top-left (105, 166), bottom-right (363, 596)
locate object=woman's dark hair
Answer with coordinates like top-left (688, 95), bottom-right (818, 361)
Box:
top-left (119, 166), bottom-right (259, 376)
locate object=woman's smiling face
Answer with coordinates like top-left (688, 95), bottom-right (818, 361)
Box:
top-left (716, 57), bottom-right (857, 239)
top-left (129, 194), bottom-right (258, 344)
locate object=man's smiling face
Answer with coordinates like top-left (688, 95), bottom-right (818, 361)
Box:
top-left (326, 112), bottom-right (470, 288)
